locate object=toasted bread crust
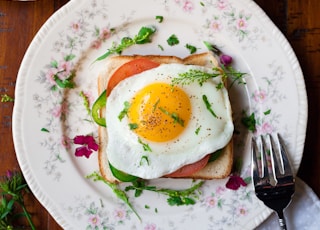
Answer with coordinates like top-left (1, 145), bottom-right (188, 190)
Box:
top-left (97, 52), bottom-right (232, 183)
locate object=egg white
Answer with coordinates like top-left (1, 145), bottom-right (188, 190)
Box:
top-left (106, 63), bottom-right (234, 179)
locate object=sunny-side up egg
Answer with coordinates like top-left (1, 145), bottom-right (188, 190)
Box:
top-left (106, 63), bottom-right (234, 179)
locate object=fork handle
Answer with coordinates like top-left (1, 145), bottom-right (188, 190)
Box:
top-left (278, 218), bottom-right (287, 230)
top-left (277, 211), bottom-right (287, 230)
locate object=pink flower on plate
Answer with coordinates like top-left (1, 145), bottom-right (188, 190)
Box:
top-left (100, 27), bottom-right (112, 41)
top-left (182, 0), bottom-right (194, 12)
top-left (205, 195), bottom-right (217, 208)
top-left (113, 208), bottom-right (127, 221)
top-left (46, 68), bottom-right (58, 86)
top-left (216, 0), bottom-right (229, 10)
top-left (70, 21), bottom-right (82, 33)
top-left (52, 103), bottom-right (68, 118)
top-left (236, 205), bottom-right (248, 216)
top-left (88, 214), bottom-right (100, 227)
top-left (256, 122), bottom-right (273, 135)
top-left (91, 39), bottom-right (102, 49)
top-left (236, 18), bottom-right (248, 30)
top-left (73, 135), bottom-right (99, 158)
top-left (215, 186), bottom-right (226, 196)
top-left (145, 223), bottom-right (157, 230)
top-left (61, 135), bottom-right (71, 149)
top-left (226, 175), bottom-right (247, 190)
top-left (253, 89), bottom-right (267, 103)
top-left (58, 60), bottom-right (73, 79)
top-left (210, 19), bottom-right (223, 32)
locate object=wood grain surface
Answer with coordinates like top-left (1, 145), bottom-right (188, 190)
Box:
top-left (0, 0), bottom-right (319, 228)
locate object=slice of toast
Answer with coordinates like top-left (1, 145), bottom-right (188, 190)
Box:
top-left (97, 52), bottom-right (233, 183)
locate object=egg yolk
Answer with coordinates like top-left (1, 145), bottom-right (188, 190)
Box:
top-left (128, 83), bottom-right (191, 142)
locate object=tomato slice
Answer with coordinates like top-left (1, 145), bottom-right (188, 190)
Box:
top-left (164, 154), bottom-right (211, 178)
top-left (106, 58), bottom-right (160, 96)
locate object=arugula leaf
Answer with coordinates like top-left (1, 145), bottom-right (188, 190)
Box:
top-left (95, 26), bottom-right (157, 61)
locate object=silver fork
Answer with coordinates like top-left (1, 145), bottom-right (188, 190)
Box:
top-left (251, 133), bottom-right (295, 230)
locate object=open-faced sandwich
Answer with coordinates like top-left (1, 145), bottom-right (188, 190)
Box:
top-left (94, 52), bottom-right (234, 183)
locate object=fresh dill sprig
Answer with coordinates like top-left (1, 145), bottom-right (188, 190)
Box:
top-left (172, 68), bottom-right (221, 87)
top-left (172, 66), bottom-right (246, 89)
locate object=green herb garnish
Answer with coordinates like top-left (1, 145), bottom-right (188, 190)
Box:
top-left (202, 95), bottom-right (218, 118)
top-left (172, 68), bottom-right (221, 87)
top-left (241, 111), bottom-right (256, 132)
top-left (125, 180), bottom-right (204, 206)
top-left (158, 107), bottom-right (184, 127)
top-left (185, 44), bottom-right (197, 54)
top-left (195, 126), bottom-right (201, 135)
top-left (95, 26), bottom-right (157, 61)
top-left (0, 94), bottom-right (14, 102)
top-left (167, 34), bottom-right (179, 46)
top-left (138, 138), bottom-right (152, 152)
top-left (129, 123), bottom-right (138, 130)
top-left (87, 172), bottom-right (141, 221)
top-left (264, 109), bottom-right (271, 115)
top-left (155, 15), bottom-right (164, 23)
top-left (153, 99), bottom-right (160, 112)
top-left (53, 71), bottom-right (75, 89)
top-left (41, 128), bottom-right (50, 133)
top-left (118, 101), bottom-right (130, 121)
top-left (140, 156), bottom-right (150, 166)
top-left (79, 91), bottom-right (91, 115)
top-left (158, 44), bottom-right (164, 51)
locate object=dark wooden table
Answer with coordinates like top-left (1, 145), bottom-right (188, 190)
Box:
top-left (0, 0), bottom-right (319, 229)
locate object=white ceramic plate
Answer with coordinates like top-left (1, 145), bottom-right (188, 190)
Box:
top-left (13, 0), bottom-right (307, 229)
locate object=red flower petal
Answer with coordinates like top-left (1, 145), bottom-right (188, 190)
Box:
top-left (75, 146), bottom-right (93, 158)
top-left (74, 135), bottom-right (87, 145)
top-left (88, 141), bottom-right (99, 151)
top-left (226, 175), bottom-right (247, 190)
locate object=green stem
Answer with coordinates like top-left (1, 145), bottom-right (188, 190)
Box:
top-left (18, 200), bottom-right (36, 230)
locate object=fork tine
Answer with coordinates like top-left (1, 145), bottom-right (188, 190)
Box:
top-left (260, 136), bottom-right (269, 178)
top-left (267, 134), bottom-right (281, 176)
top-left (251, 137), bottom-right (260, 180)
top-left (276, 133), bottom-right (293, 175)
